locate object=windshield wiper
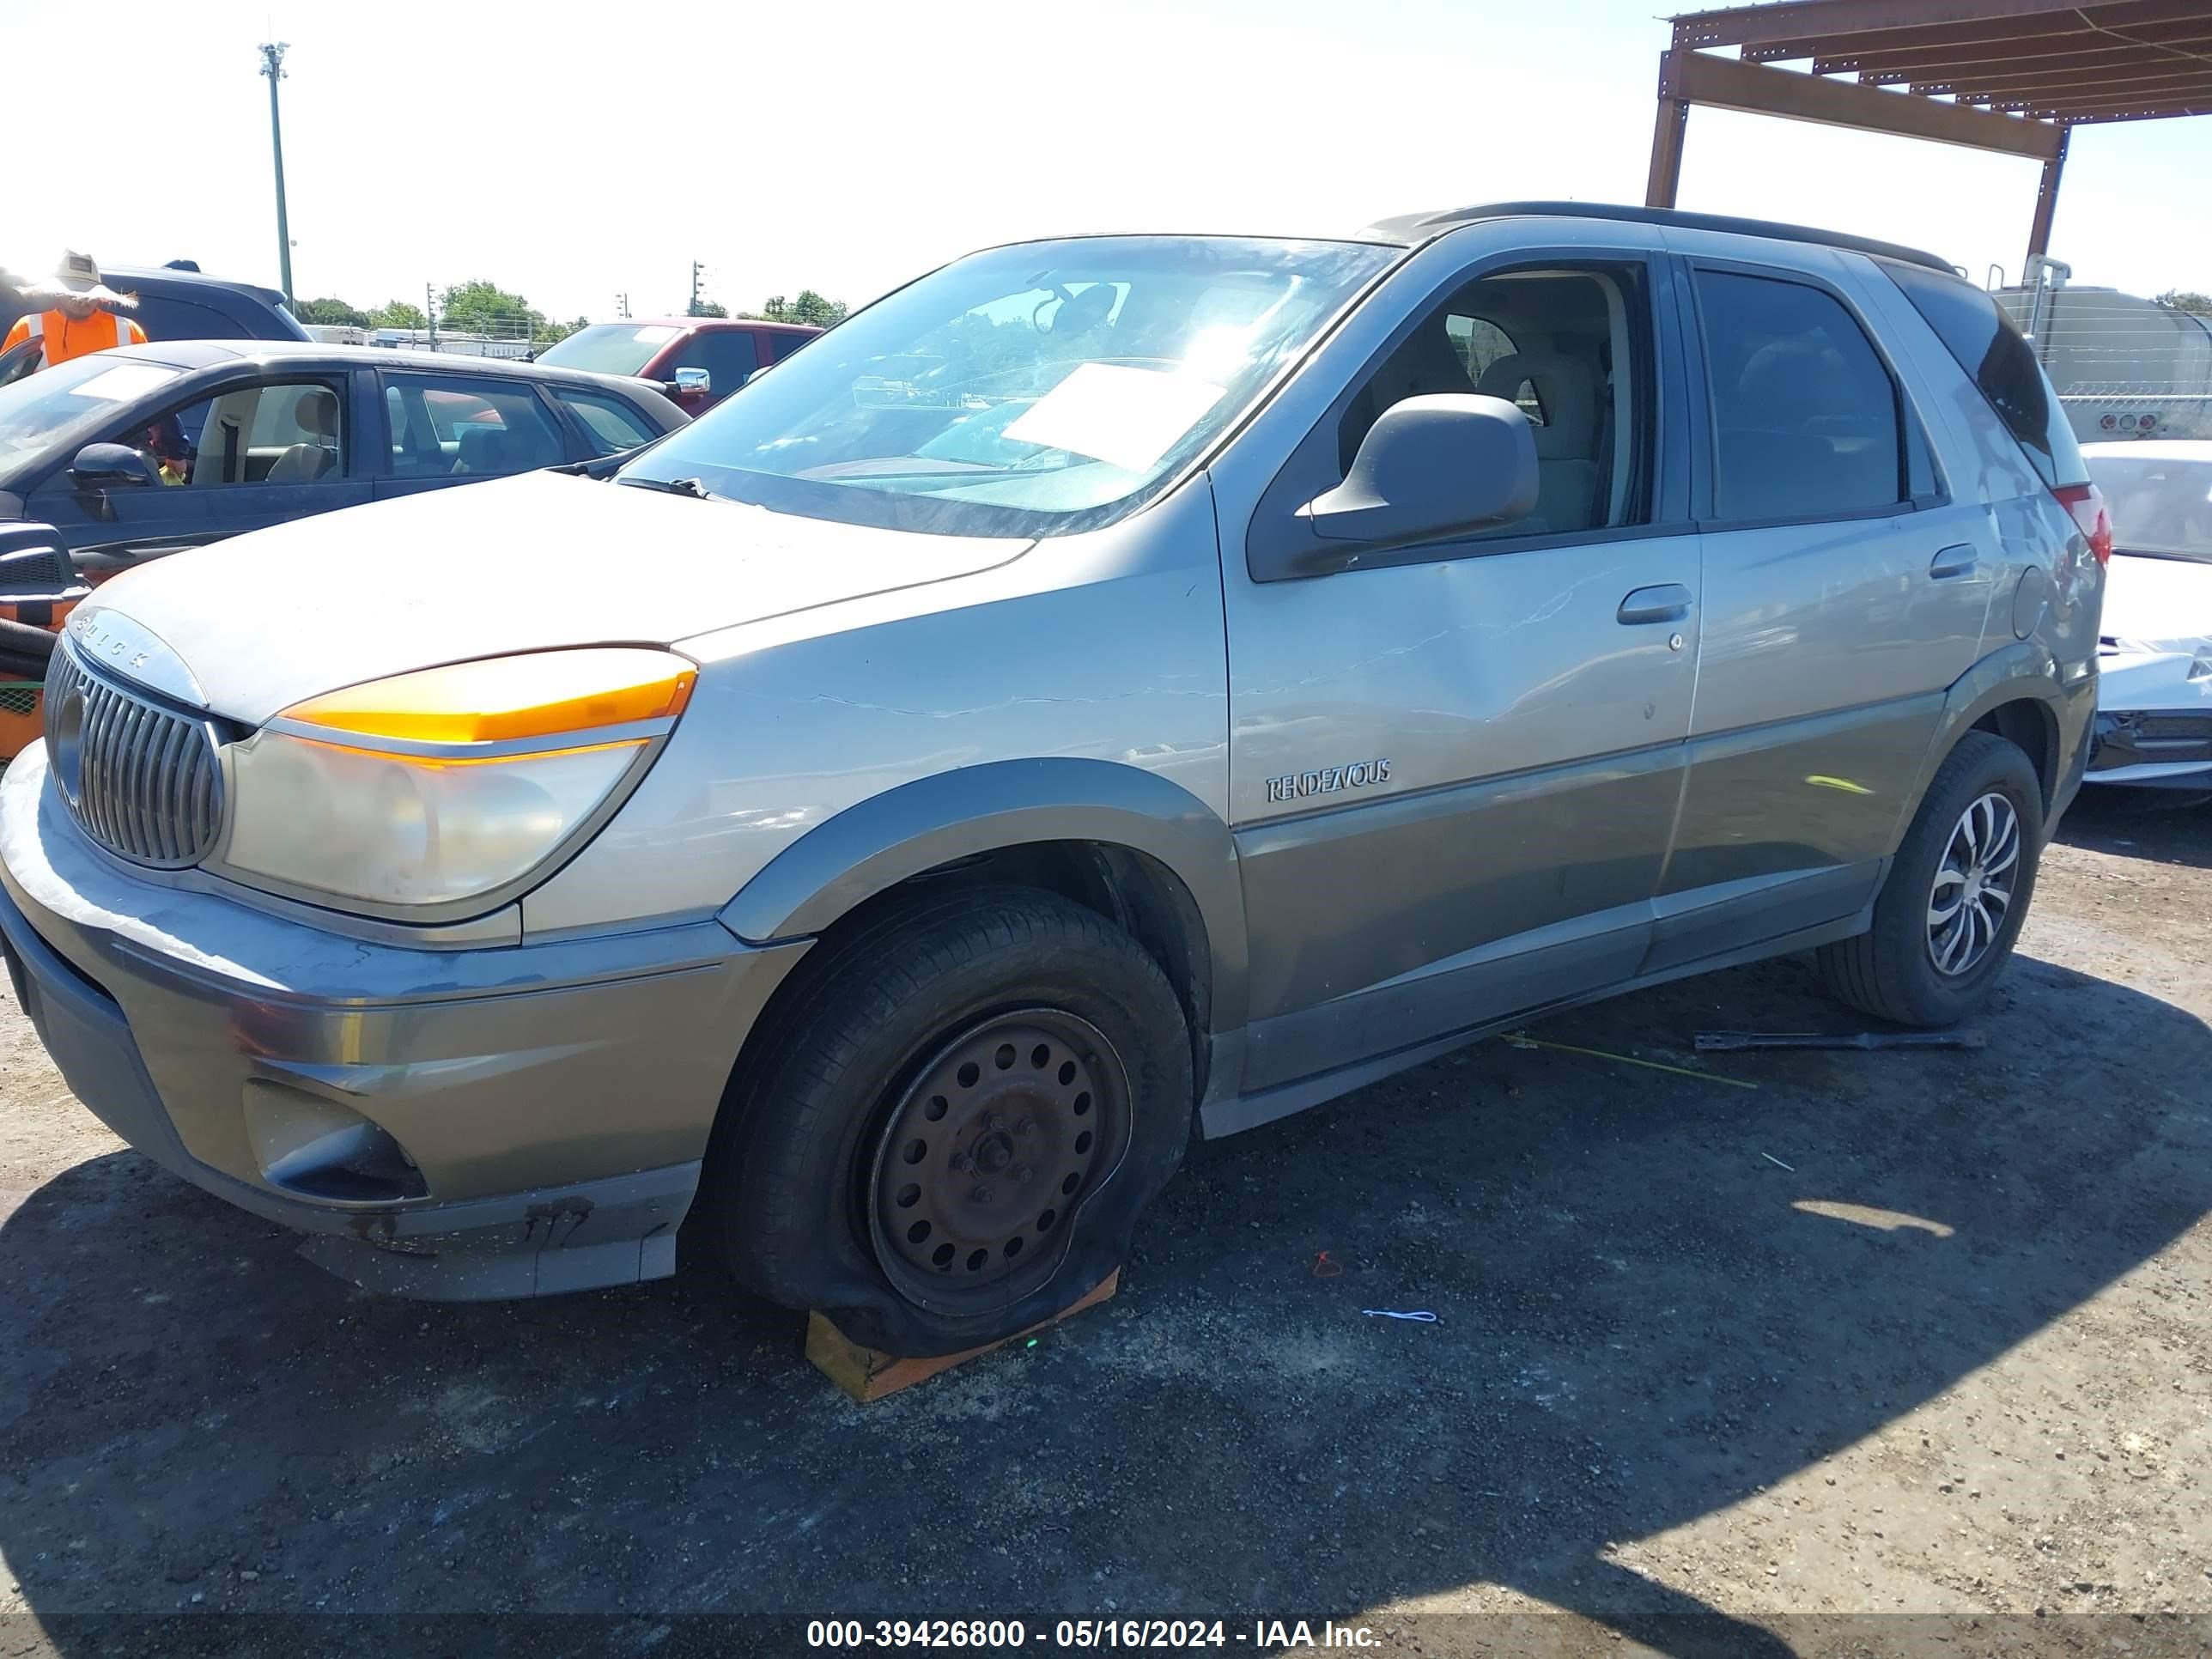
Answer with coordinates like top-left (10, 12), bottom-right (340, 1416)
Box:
top-left (615, 474), bottom-right (716, 500)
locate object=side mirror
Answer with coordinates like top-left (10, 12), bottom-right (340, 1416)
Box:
top-left (1301, 393), bottom-right (1537, 553)
top-left (672, 366), bottom-right (711, 397)
top-left (68, 442), bottom-right (159, 490)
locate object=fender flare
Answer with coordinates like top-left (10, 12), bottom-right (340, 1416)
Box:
top-left (1895, 641), bottom-right (2072, 841)
top-left (718, 758), bottom-right (1249, 1031)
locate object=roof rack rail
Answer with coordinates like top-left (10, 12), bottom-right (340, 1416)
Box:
top-left (1367, 200), bottom-right (1952, 275)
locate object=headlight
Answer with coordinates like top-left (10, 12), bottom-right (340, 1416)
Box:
top-left (219, 648), bottom-right (695, 912)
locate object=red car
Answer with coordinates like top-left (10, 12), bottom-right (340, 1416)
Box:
top-left (536, 318), bottom-right (819, 415)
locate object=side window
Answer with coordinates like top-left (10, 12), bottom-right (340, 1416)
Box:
top-left (1334, 264), bottom-right (1652, 540)
top-left (674, 330), bottom-right (759, 397)
top-left (554, 388), bottom-right (659, 455)
top-left (1881, 258), bottom-right (2087, 489)
top-left (1694, 270), bottom-right (1905, 522)
top-left (137, 380), bottom-right (344, 486)
top-left (382, 376), bottom-right (566, 477)
top-left (128, 295), bottom-right (245, 343)
top-left (767, 330), bottom-right (813, 363)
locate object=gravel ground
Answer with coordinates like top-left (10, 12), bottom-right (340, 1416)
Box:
top-left (0, 787), bottom-right (2206, 1657)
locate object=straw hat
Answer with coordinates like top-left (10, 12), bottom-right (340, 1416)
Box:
top-left (7, 251), bottom-right (138, 311)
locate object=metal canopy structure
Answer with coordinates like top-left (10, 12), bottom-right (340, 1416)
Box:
top-left (1649, 0), bottom-right (2212, 264)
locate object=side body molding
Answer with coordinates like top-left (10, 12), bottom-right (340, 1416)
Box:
top-left (718, 757), bottom-right (1251, 1036)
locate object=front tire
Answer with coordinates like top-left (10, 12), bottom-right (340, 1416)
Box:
top-left (705, 886), bottom-right (1192, 1357)
top-left (1817, 730), bottom-right (2044, 1027)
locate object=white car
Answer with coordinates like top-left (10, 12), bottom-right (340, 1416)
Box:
top-left (2084, 440), bottom-right (2212, 788)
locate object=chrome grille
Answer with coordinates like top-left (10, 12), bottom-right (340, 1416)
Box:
top-left (44, 645), bottom-right (224, 868)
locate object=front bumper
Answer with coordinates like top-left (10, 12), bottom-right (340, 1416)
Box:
top-left (0, 745), bottom-right (809, 1298)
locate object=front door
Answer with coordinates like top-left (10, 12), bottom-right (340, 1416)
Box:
top-left (1222, 240), bottom-right (1702, 1097)
top-left (1651, 249), bottom-right (1993, 969)
top-left (29, 372), bottom-right (368, 574)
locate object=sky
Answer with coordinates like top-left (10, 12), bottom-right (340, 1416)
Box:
top-left (6, 0), bottom-right (2209, 322)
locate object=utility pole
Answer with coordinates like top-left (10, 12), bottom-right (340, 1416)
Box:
top-left (256, 42), bottom-right (294, 304)
top-left (615, 291), bottom-right (630, 320)
top-left (426, 282), bottom-right (436, 350)
top-left (689, 262), bottom-right (705, 316)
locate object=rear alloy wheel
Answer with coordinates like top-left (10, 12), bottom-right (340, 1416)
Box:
top-left (867, 1009), bottom-right (1129, 1315)
top-left (707, 886), bottom-right (1192, 1357)
top-left (1925, 792), bottom-right (2021, 978)
top-left (1817, 729), bottom-right (2044, 1027)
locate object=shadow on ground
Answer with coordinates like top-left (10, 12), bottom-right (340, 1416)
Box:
top-left (2057, 781), bottom-right (2212, 869)
top-left (3, 859), bottom-right (2209, 1656)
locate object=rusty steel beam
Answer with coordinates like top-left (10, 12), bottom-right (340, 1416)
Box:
top-left (1990, 85), bottom-right (2212, 115)
top-left (2066, 96), bottom-right (2212, 118)
top-left (2026, 126), bottom-right (2069, 259)
top-left (1647, 51), bottom-right (1692, 208)
top-left (1661, 46), bottom-right (2067, 158)
top-left (1729, 0), bottom-right (2212, 68)
top-left (1675, 0), bottom-right (2080, 53)
top-left (1939, 64), bottom-right (2212, 102)
top-left (1850, 27), bottom-right (2212, 82)
top-left (2038, 90), bottom-right (2212, 115)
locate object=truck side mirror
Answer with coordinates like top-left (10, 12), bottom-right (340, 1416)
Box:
top-left (672, 366), bottom-right (711, 397)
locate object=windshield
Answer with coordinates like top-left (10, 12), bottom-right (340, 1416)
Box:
top-left (0, 353), bottom-right (185, 467)
top-left (2090, 453), bottom-right (2212, 561)
top-left (538, 324), bottom-right (684, 378)
top-left (616, 235), bottom-right (1397, 537)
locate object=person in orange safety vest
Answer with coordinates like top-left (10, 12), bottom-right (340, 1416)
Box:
top-left (3, 251), bottom-right (147, 368)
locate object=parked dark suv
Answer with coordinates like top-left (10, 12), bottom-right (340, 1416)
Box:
top-left (2, 263), bottom-right (305, 366)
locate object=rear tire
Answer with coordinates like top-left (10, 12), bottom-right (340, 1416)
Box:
top-left (704, 886), bottom-right (1192, 1357)
top-left (1816, 730), bottom-right (2043, 1027)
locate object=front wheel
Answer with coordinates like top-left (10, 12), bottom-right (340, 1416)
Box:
top-left (1816, 730), bottom-right (2045, 1027)
top-left (705, 886), bottom-right (1192, 1357)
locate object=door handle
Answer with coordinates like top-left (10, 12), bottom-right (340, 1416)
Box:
top-left (1617, 583), bottom-right (1692, 625)
top-left (1929, 544), bottom-right (1979, 580)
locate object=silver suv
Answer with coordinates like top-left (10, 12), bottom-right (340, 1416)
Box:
top-left (0, 204), bottom-right (2106, 1354)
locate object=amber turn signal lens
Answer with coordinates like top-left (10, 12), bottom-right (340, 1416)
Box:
top-left (284, 648), bottom-right (696, 745)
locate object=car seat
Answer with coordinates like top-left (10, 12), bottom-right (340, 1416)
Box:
top-left (264, 389), bottom-right (341, 483)
top-left (1474, 351), bottom-right (1601, 535)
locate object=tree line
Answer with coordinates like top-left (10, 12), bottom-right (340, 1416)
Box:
top-left (295, 282), bottom-right (849, 343)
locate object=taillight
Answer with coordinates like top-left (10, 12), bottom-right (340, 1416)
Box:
top-left (2053, 482), bottom-right (2112, 566)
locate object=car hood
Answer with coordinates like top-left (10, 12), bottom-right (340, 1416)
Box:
top-left (74, 471), bottom-right (1029, 723)
top-left (2102, 550), bottom-right (2212, 653)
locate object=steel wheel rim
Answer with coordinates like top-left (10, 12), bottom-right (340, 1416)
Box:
top-left (1926, 790), bottom-right (2021, 977)
top-left (866, 1008), bottom-right (1130, 1314)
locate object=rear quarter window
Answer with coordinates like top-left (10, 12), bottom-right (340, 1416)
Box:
top-left (1881, 259), bottom-right (2087, 489)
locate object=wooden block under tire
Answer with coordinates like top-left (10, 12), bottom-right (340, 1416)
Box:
top-left (805, 1271), bottom-right (1121, 1401)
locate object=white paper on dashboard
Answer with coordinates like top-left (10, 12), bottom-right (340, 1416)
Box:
top-left (1002, 362), bottom-right (1226, 473)
top-left (67, 363), bottom-right (182, 402)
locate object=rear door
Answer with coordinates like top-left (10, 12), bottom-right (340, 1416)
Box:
top-left (1651, 240), bottom-right (1992, 968)
top-left (373, 371), bottom-right (572, 501)
top-left (549, 386), bottom-right (666, 456)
